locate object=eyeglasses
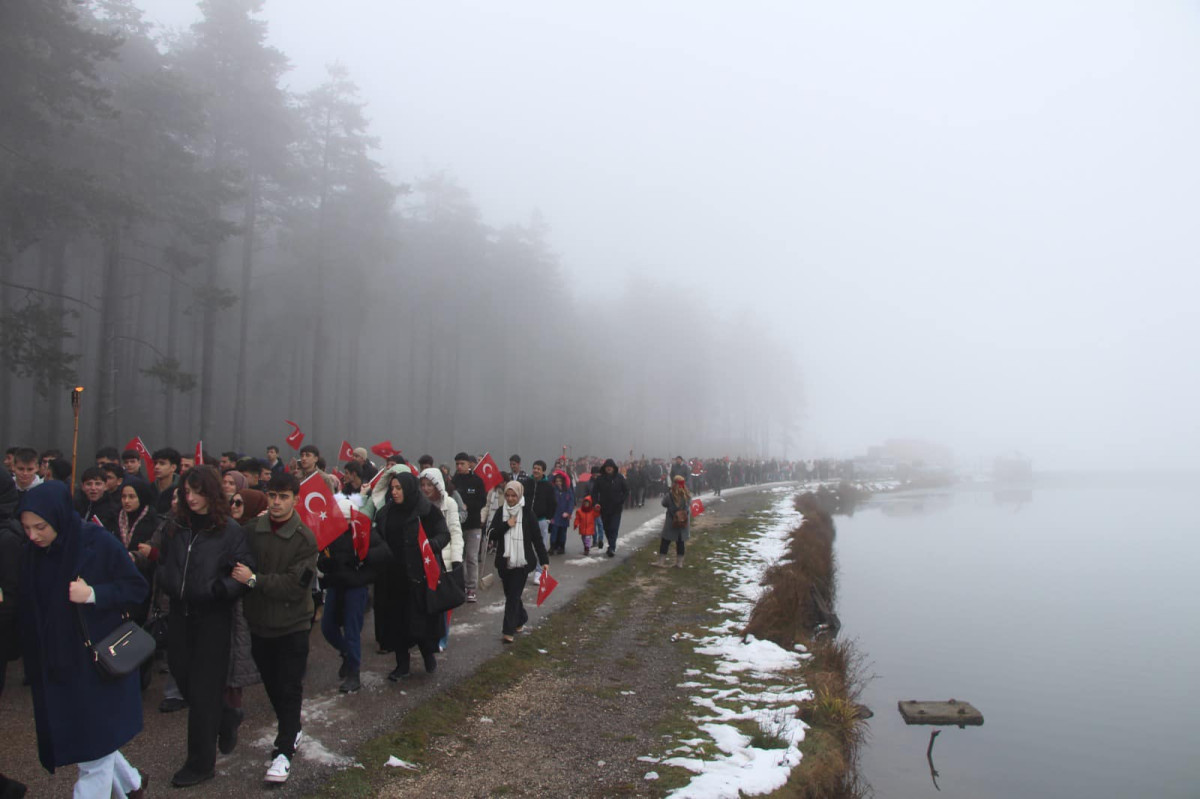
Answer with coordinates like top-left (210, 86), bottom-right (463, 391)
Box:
top-left (231, 499), bottom-right (244, 507)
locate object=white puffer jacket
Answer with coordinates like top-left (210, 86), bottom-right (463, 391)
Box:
top-left (419, 468), bottom-right (464, 565)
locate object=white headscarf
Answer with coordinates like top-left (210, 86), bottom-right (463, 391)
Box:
top-left (501, 479), bottom-right (527, 569)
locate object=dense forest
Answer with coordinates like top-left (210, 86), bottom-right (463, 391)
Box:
top-left (0, 0), bottom-right (804, 461)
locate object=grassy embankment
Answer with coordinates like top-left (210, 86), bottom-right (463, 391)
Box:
top-left (744, 494), bottom-right (869, 799)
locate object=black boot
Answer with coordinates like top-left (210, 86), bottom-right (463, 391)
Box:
top-left (218, 705), bottom-right (244, 755)
top-left (339, 670), bottom-right (361, 693)
top-left (422, 651), bottom-right (437, 674)
top-left (388, 652), bottom-right (410, 681)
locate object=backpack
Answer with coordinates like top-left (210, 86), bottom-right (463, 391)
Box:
top-left (672, 508), bottom-right (688, 529)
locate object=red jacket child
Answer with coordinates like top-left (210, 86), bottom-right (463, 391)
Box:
top-left (573, 497), bottom-right (600, 539)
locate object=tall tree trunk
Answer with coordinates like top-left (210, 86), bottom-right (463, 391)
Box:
top-left (164, 263), bottom-right (180, 442)
top-left (231, 172), bottom-right (258, 445)
top-left (95, 228), bottom-right (121, 449)
top-left (40, 237), bottom-right (68, 447)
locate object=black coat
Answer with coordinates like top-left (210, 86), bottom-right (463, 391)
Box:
top-left (74, 492), bottom-right (119, 532)
top-left (591, 460), bottom-right (629, 514)
top-left (488, 506), bottom-right (550, 573)
top-left (318, 519), bottom-right (389, 589)
top-left (451, 472), bottom-right (487, 530)
top-left (158, 512), bottom-right (253, 611)
top-left (530, 478), bottom-right (557, 521)
top-left (373, 495), bottom-right (449, 650)
top-left (0, 468), bottom-right (21, 663)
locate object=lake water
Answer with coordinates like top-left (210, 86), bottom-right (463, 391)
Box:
top-left (834, 473), bottom-right (1200, 799)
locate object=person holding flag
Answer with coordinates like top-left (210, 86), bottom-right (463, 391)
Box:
top-left (651, 475), bottom-right (692, 569)
top-left (373, 471), bottom-right (450, 680)
top-left (231, 472), bottom-right (318, 785)
top-left (317, 497), bottom-right (384, 693)
top-left (488, 481), bottom-right (551, 644)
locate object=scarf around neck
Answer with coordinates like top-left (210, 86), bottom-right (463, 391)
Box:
top-left (501, 482), bottom-right (527, 569)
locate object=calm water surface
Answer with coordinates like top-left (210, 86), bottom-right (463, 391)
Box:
top-left (835, 474), bottom-right (1200, 798)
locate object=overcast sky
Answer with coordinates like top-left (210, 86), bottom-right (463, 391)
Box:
top-left (138, 0), bottom-right (1200, 470)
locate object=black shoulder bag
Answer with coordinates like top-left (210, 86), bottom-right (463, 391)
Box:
top-left (76, 606), bottom-right (156, 679)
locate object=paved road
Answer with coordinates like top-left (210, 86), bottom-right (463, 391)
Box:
top-left (0, 483), bottom-right (792, 796)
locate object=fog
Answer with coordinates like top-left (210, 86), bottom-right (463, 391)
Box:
top-left (5, 1), bottom-right (1198, 470)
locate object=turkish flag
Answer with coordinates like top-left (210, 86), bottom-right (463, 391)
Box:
top-left (474, 452), bottom-right (503, 492)
top-left (284, 420), bottom-right (305, 450)
top-left (297, 472), bottom-right (348, 550)
top-left (690, 498), bottom-right (705, 517)
top-left (194, 441), bottom-right (203, 465)
top-left (348, 506), bottom-right (371, 561)
top-left (337, 440), bottom-right (355, 462)
top-left (124, 436), bottom-right (154, 476)
top-left (417, 520), bottom-right (440, 590)
top-left (370, 440), bottom-right (397, 459)
top-left (537, 570), bottom-right (558, 607)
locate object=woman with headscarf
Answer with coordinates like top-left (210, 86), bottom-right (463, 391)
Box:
top-left (488, 480), bottom-right (551, 643)
top-left (374, 471), bottom-right (450, 679)
top-left (17, 481), bottom-right (150, 797)
top-left (157, 465), bottom-right (253, 788)
top-left (230, 488), bottom-right (268, 523)
top-left (118, 479), bottom-right (159, 554)
top-left (221, 469), bottom-right (248, 500)
top-left (220, 488), bottom-right (267, 756)
top-left (651, 475), bottom-right (691, 569)
top-left (420, 468), bottom-right (463, 651)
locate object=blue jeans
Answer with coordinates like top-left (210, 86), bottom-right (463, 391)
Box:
top-left (321, 585), bottom-right (369, 672)
top-left (550, 524), bottom-right (568, 550)
top-left (75, 750), bottom-right (140, 798)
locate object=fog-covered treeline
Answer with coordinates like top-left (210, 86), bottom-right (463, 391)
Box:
top-left (1, 0), bottom-right (803, 461)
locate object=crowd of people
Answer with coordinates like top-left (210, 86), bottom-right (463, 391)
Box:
top-left (0, 440), bottom-right (810, 796)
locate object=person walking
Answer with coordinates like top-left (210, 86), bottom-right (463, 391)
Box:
top-left (549, 471), bottom-right (574, 555)
top-left (375, 472), bottom-right (450, 679)
top-left (233, 472), bottom-right (318, 785)
top-left (451, 453), bottom-right (486, 603)
top-left (651, 475), bottom-right (691, 568)
top-left (488, 481), bottom-right (550, 643)
top-left (591, 459), bottom-right (629, 557)
top-left (17, 482), bottom-right (150, 798)
top-left (419, 468), bottom-right (463, 652)
top-left (320, 497), bottom-right (385, 694)
top-left (159, 466), bottom-right (253, 788)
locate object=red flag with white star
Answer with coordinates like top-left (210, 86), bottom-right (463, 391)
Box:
top-left (537, 569), bottom-right (558, 607)
top-left (690, 498), bottom-right (705, 517)
top-left (348, 506), bottom-right (371, 561)
top-left (474, 452), bottom-right (503, 493)
top-left (297, 472), bottom-right (347, 550)
top-left (337, 440), bottom-right (355, 463)
top-left (123, 436), bottom-right (154, 477)
top-left (418, 520), bottom-right (440, 590)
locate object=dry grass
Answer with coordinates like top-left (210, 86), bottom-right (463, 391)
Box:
top-left (741, 493), bottom-right (872, 799)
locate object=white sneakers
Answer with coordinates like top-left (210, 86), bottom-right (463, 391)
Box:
top-left (265, 754), bottom-right (290, 783)
top-left (264, 731), bottom-right (302, 783)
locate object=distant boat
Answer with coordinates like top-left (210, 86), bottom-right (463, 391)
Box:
top-left (992, 454), bottom-right (1033, 482)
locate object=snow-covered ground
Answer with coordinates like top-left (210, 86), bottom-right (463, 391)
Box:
top-left (650, 489), bottom-right (815, 798)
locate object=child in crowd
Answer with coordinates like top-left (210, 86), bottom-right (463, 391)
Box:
top-left (573, 496), bottom-right (600, 556)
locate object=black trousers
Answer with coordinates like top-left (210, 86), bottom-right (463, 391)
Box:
top-left (601, 511), bottom-right (622, 553)
top-left (499, 567), bottom-right (530, 636)
top-left (659, 538), bottom-right (686, 555)
top-left (251, 629), bottom-right (311, 757)
top-left (168, 605), bottom-right (233, 774)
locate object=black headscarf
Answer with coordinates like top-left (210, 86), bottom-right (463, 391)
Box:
top-left (121, 477), bottom-right (156, 514)
top-left (18, 481), bottom-right (90, 681)
top-left (389, 471), bottom-right (424, 518)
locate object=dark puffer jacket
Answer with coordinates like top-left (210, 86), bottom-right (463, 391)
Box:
top-left (590, 459), bottom-right (629, 513)
top-left (318, 519), bottom-right (389, 589)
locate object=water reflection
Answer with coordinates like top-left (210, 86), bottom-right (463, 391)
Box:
top-left (992, 487), bottom-right (1033, 510)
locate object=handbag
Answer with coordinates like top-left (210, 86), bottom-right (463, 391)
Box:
top-left (672, 509), bottom-right (689, 529)
top-left (77, 608), bottom-right (157, 679)
top-left (425, 562), bottom-right (466, 614)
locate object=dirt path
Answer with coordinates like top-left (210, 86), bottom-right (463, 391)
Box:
top-left (372, 489), bottom-right (777, 799)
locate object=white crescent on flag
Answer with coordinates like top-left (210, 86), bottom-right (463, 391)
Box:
top-left (304, 492), bottom-right (328, 521)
